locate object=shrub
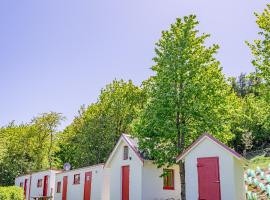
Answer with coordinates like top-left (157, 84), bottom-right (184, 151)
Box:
top-left (0, 186), bottom-right (24, 200)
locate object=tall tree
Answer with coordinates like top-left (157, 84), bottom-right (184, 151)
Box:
top-left (247, 4), bottom-right (270, 101)
top-left (57, 80), bottom-right (146, 168)
top-left (0, 112), bottom-right (64, 186)
top-left (133, 15), bottom-right (238, 199)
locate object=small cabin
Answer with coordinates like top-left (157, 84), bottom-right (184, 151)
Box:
top-left (15, 174), bottom-right (31, 199)
top-left (15, 169), bottom-right (61, 200)
top-left (54, 164), bottom-right (109, 200)
top-left (104, 134), bottom-right (181, 200)
top-left (176, 133), bottom-right (246, 200)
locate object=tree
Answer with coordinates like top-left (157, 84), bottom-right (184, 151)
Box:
top-left (247, 4), bottom-right (270, 101)
top-left (57, 80), bottom-right (146, 168)
top-left (242, 132), bottom-right (254, 157)
top-left (30, 112), bottom-right (64, 169)
top-left (0, 112), bottom-right (64, 186)
top-left (133, 15), bottom-right (238, 199)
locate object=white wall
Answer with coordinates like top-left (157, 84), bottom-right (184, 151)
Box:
top-left (106, 140), bottom-right (143, 200)
top-left (54, 165), bottom-right (105, 200)
top-left (233, 158), bottom-right (245, 200)
top-left (184, 138), bottom-right (244, 200)
top-left (142, 161), bottom-right (181, 200)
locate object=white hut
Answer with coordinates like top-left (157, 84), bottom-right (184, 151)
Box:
top-left (15, 174), bottom-right (31, 200)
top-left (54, 164), bottom-right (109, 200)
top-left (104, 134), bottom-right (181, 200)
top-left (15, 169), bottom-right (61, 200)
top-left (176, 133), bottom-right (246, 200)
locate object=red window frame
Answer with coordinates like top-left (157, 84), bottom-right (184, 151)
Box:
top-left (56, 181), bottom-right (61, 193)
top-left (37, 179), bottom-right (43, 188)
top-left (163, 169), bottom-right (174, 190)
top-left (123, 146), bottom-right (129, 160)
top-left (73, 174), bottom-right (80, 184)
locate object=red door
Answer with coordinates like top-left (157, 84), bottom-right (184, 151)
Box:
top-left (197, 157), bottom-right (221, 200)
top-left (24, 179), bottom-right (28, 199)
top-left (83, 172), bottom-right (92, 200)
top-left (43, 175), bottom-right (48, 199)
top-left (122, 166), bottom-right (130, 200)
top-left (62, 176), bottom-right (68, 200)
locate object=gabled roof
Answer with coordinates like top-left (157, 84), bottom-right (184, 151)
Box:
top-left (176, 133), bottom-right (245, 162)
top-left (104, 134), bottom-right (144, 168)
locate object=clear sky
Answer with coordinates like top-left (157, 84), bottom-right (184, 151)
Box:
top-left (0, 0), bottom-right (269, 128)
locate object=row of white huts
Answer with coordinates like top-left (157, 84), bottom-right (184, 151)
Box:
top-left (15, 133), bottom-right (246, 200)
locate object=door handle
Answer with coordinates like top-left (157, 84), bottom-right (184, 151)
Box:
top-left (213, 181), bottom-right (220, 183)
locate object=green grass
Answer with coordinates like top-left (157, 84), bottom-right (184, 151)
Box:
top-left (246, 155), bottom-right (270, 170)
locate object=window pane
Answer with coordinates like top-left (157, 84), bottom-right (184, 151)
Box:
top-left (123, 146), bottom-right (129, 160)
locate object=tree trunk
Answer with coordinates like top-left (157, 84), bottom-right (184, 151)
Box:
top-left (179, 160), bottom-right (186, 200)
top-left (49, 133), bottom-right (53, 169)
top-left (176, 111), bottom-right (186, 200)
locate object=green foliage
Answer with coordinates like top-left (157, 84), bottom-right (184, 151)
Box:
top-left (0, 186), bottom-right (24, 200)
top-left (0, 112), bottom-right (64, 186)
top-left (133, 15), bottom-right (238, 166)
top-left (57, 80), bottom-right (146, 168)
top-left (247, 4), bottom-right (270, 84)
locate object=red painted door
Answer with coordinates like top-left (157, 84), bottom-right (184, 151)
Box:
top-left (62, 176), bottom-right (68, 200)
top-left (122, 166), bottom-right (130, 200)
top-left (24, 179), bottom-right (28, 199)
top-left (83, 172), bottom-right (92, 200)
top-left (43, 175), bottom-right (48, 199)
top-left (197, 157), bottom-right (221, 200)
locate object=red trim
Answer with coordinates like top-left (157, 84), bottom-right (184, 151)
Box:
top-left (176, 133), bottom-right (244, 161)
top-left (163, 169), bottom-right (174, 190)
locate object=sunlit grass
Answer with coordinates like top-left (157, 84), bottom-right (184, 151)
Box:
top-left (247, 155), bottom-right (270, 170)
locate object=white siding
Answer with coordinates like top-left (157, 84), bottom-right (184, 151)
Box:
top-left (107, 140), bottom-right (143, 200)
top-left (184, 138), bottom-right (244, 200)
top-left (142, 161), bottom-right (181, 200)
top-left (233, 158), bottom-right (245, 200)
top-left (54, 165), bottom-right (106, 200)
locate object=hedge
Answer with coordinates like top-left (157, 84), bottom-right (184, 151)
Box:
top-left (0, 186), bottom-right (24, 200)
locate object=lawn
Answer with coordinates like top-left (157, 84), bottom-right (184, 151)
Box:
top-left (247, 155), bottom-right (270, 170)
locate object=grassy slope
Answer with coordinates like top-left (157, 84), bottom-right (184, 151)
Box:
top-left (247, 155), bottom-right (270, 170)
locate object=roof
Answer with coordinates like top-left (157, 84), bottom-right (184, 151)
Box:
top-left (176, 133), bottom-right (246, 162)
top-left (15, 169), bottom-right (62, 179)
top-left (56, 163), bottom-right (104, 175)
top-left (104, 134), bottom-right (145, 167)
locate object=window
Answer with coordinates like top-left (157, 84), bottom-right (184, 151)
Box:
top-left (163, 169), bottom-right (174, 190)
top-left (123, 146), bottom-right (129, 160)
top-left (20, 182), bottom-right (23, 187)
top-left (56, 181), bottom-right (61, 193)
top-left (37, 179), bottom-right (43, 188)
top-left (73, 174), bottom-right (80, 184)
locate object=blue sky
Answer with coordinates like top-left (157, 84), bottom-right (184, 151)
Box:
top-left (0, 0), bottom-right (268, 128)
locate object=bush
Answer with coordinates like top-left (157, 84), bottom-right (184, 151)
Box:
top-left (0, 186), bottom-right (24, 200)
